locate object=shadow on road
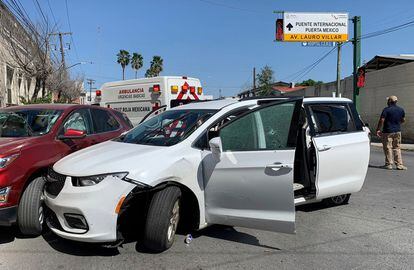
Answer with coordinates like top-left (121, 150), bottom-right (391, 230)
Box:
top-left (296, 201), bottom-right (349, 212)
top-left (42, 230), bottom-right (120, 256)
top-left (0, 225), bottom-right (37, 245)
top-left (191, 225), bottom-right (282, 251)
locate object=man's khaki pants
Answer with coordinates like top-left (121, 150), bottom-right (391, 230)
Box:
top-left (381, 132), bottom-right (403, 166)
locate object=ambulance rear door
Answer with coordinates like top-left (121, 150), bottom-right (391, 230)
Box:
top-left (167, 77), bottom-right (204, 108)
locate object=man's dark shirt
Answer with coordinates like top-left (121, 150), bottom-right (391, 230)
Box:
top-left (381, 104), bottom-right (405, 133)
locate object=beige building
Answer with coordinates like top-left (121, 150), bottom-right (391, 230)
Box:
top-left (0, 2), bottom-right (43, 107)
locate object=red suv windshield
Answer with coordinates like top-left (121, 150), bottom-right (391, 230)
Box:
top-left (0, 109), bottom-right (63, 137)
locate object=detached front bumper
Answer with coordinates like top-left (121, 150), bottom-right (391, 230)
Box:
top-left (0, 206), bottom-right (17, 226)
top-left (44, 175), bottom-right (136, 243)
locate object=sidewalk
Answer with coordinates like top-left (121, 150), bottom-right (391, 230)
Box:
top-left (371, 143), bottom-right (414, 151)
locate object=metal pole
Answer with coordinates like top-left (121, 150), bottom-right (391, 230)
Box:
top-left (58, 33), bottom-right (66, 69)
top-left (353, 16), bottom-right (361, 110)
top-left (86, 78), bottom-right (96, 103)
top-left (336, 42), bottom-right (342, 97)
top-left (253, 67), bottom-right (256, 91)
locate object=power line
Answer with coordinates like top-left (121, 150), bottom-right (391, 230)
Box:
top-left (282, 18), bottom-right (414, 83)
top-left (197, 0), bottom-right (265, 14)
top-left (45, 0), bottom-right (57, 28)
top-left (33, 0), bottom-right (48, 26)
top-left (64, 0), bottom-right (84, 74)
top-left (360, 19), bottom-right (414, 40)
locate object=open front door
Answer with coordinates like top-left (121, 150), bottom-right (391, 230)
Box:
top-left (203, 98), bottom-right (303, 233)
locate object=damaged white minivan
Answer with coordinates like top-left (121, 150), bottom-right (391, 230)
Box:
top-left (44, 97), bottom-right (370, 252)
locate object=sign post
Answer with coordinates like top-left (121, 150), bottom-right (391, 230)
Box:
top-left (352, 16), bottom-right (361, 110)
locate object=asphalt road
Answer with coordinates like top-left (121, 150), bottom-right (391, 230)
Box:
top-left (0, 148), bottom-right (413, 270)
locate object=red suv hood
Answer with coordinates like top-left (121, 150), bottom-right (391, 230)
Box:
top-left (0, 137), bottom-right (35, 156)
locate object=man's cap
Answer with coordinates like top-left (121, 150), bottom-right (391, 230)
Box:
top-left (387, 95), bottom-right (398, 102)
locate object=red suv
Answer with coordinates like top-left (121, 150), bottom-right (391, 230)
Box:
top-left (0, 104), bottom-right (132, 235)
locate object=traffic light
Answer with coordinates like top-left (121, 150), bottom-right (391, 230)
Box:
top-left (276, 19), bottom-right (283, 41)
top-left (357, 66), bottom-right (366, 88)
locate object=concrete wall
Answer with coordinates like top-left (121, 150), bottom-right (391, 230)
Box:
top-left (304, 61), bottom-right (414, 142)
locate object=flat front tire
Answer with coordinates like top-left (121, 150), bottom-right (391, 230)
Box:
top-left (143, 186), bottom-right (181, 252)
top-left (17, 177), bottom-right (45, 236)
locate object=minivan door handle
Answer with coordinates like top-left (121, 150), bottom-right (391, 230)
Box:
top-left (266, 163), bottom-right (292, 170)
top-left (318, 145), bottom-right (332, 152)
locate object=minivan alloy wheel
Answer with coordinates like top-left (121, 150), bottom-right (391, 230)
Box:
top-left (167, 200), bottom-right (180, 242)
top-left (331, 195), bottom-right (348, 204)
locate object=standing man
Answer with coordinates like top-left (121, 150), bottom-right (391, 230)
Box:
top-left (376, 96), bottom-right (407, 170)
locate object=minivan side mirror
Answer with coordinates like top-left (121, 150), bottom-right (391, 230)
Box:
top-left (58, 128), bottom-right (86, 140)
top-left (209, 137), bottom-right (222, 158)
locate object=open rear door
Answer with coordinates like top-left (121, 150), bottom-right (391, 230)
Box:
top-left (203, 98), bottom-right (303, 233)
top-left (307, 102), bottom-right (370, 199)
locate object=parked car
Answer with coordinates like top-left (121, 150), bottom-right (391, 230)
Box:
top-left (0, 104), bottom-right (133, 235)
top-left (44, 97), bottom-right (370, 252)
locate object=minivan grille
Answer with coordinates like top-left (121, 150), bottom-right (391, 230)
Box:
top-left (45, 169), bottom-right (67, 196)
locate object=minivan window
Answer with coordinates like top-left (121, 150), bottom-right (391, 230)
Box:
top-left (220, 102), bottom-right (297, 151)
top-left (118, 109), bottom-right (216, 146)
top-left (91, 109), bottom-right (120, 133)
top-left (310, 104), bottom-right (356, 134)
top-left (0, 109), bottom-right (62, 137)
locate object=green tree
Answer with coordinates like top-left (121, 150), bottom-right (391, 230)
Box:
top-left (256, 65), bottom-right (275, 96)
top-left (131, 53), bottom-right (143, 79)
top-left (117, 49), bottom-right (131, 80)
top-left (145, 56), bottom-right (164, 78)
top-left (297, 79), bottom-right (323, 86)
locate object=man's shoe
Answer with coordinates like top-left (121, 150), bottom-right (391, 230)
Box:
top-left (380, 165), bottom-right (393, 170)
top-left (396, 165), bottom-right (408, 170)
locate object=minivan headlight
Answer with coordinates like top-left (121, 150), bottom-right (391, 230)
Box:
top-left (0, 154), bottom-right (19, 169)
top-left (72, 172), bottom-right (128, 187)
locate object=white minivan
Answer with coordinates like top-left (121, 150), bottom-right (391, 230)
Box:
top-left (44, 97), bottom-right (370, 252)
top-left (99, 76), bottom-right (212, 125)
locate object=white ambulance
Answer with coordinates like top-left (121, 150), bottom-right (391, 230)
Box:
top-left (99, 76), bottom-right (210, 125)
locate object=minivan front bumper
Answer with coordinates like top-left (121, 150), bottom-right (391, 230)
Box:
top-left (44, 175), bottom-right (136, 243)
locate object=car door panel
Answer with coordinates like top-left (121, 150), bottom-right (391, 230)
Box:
top-left (203, 150), bottom-right (296, 233)
top-left (313, 132), bottom-right (370, 199)
top-left (308, 103), bottom-right (370, 200)
top-left (203, 98), bottom-right (302, 233)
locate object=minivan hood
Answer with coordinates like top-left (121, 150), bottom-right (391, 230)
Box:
top-left (53, 141), bottom-right (170, 179)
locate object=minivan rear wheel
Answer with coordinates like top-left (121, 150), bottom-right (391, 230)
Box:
top-left (323, 194), bottom-right (351, 206)
top-left (17, 177), bottom-right (45, 236)
top-left (143, 186), bottom-right (181, 252)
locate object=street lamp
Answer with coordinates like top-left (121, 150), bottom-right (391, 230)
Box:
top-left (65, 61), bottom-right (93, 70)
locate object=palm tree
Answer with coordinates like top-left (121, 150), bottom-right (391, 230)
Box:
top-left (131, 53), bottom-right (143, 79)
top-left (145, 56), bottom-right (163, 78)
top-left (116, 49), bottom-right (131, 80)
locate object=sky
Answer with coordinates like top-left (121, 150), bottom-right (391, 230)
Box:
top-left (16, 0), bottom-right (414, 97)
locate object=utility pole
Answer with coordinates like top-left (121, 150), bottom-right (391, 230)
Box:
top-left (352, 16), bottom-right (361, 110)
top-left (49, 32), bottom-right (72, 69)
top-left (86, 78), bottom-right (96, 103)
top-left (336, 42), bottom-right (342, 97)
top-left (253, 67), bottom-right (256, 92)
